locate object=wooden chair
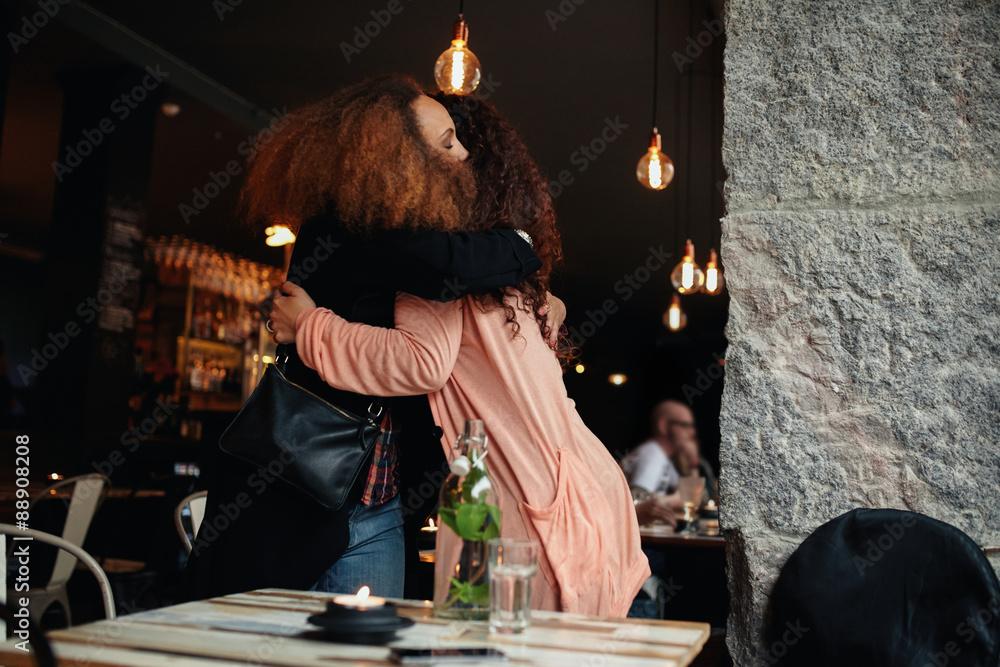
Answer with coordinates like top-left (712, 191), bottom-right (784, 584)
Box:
top-left (24, 474), bottom-right (109, 625)
top-left (1, 524), bottom-right (116, 622)
top-left (174, 490), bottom-right (209, 555)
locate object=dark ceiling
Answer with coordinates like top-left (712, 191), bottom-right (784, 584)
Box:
top-left (1, 0), bottom-right (730, 452)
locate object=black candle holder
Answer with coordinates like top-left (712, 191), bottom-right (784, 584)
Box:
top-left (307, 600), bottom-right (414, 644)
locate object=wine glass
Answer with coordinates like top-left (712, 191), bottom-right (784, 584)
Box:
top-left (677, 475), bottom-right (706, 535)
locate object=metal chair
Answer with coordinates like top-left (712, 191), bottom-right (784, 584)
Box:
top-left (0, 524), bottom-right (116, 622)
top-left (24, 474), bottom-right (109, 625)
top-left (174, 490), bottom-right (209, 555)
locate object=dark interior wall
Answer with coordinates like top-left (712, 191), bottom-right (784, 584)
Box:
top-left (0, 0), bottom-right (728, 475)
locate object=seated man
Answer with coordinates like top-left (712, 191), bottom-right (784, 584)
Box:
top-left (620, 399), bottom-right (699, 518)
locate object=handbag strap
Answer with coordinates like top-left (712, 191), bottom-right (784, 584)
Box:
top-left (274, 343), bottom-right (385, 424)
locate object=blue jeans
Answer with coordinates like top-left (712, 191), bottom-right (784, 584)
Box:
top-left (311, 494), bottom-right (405, 597)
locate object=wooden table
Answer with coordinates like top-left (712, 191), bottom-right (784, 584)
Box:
top-left (639, 525), bottom-right (726, 549)
top-left (0, 588), bottom-right (710, 666)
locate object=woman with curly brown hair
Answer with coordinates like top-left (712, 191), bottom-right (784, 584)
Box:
top-left (185, 75), bottom-right (560, 601)
top-left (271, 96), bottom-right (649, 617)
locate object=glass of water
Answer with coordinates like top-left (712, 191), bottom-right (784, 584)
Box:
top-left (488, 538), bottom-right (539, 634)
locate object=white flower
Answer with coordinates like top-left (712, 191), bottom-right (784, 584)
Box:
top-left (449, 456), bottom-right (471, 476)
top-left (470, 476), bottom-right (492, 501)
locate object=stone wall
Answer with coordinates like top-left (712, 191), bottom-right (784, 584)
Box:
top-left (719, 0), bottom-right (1000, 663)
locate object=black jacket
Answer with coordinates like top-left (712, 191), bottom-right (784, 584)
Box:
top-left (183, 213), bottom-right (540, 600)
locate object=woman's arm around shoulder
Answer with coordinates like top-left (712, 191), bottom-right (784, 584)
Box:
top-left (294, 287), bottom-right (464, 396)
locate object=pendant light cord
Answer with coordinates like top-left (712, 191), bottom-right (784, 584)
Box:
top-left (709, 9), bottom-right (718, 250)
top-left (673, 74), bottom-right (681, 255)
top-left (684, 0), bottom-right (695, 241)
top-left (652, 0), bottom-right (659, 129)
top-left (458, 0), bottom-right (464, 16)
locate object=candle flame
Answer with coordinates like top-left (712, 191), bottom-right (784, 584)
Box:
top-left (356, 586), bottom-right (370, 602)
top-left (707, 499), bottom-right (717, 508)
top-left (428, 518), bottom-right (435, 528)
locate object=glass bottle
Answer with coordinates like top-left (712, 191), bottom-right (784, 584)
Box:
top-left (434, 419), bottom-right (501, 619)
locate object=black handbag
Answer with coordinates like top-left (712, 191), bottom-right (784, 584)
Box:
top-left (219, 354), bottom-right (384, 511)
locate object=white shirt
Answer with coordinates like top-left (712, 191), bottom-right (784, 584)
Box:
top-left (619, 440), bottom-right (680, 495)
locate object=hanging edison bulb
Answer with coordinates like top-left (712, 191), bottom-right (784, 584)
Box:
top-left (704, 248), bottom-right (725, 295)
top-left (670, 239), bottom-right (705, 294)
top-left (264, 224), bottom-right (296, 247)
top-left (663, 293), bottom-right (687, 331)
top-left (434, 17), bottom-right (481, 95)
top-left (636, 129), bottom-right (674, 190)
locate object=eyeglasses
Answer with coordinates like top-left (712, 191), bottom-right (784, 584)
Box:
top-left (667, 420), bottom-right (696, 429)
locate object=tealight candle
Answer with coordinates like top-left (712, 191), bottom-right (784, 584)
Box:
top-left (700, 499), bottom-right (719, 519)
top-left (332, 586), bottom-right (386, 609)
top-left (421, 518), bottom-right (438, 533)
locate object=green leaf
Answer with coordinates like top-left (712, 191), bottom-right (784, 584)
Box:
top-left (449, 577), bottom-right (473, 603)
top-left (481, 522), bottom-right (499, 541)
top-left (461, 467), bottom-right (483, 503)
top-left (468, 582), bottom-right (490, 606)
top-left (437, 508), bottom-right (459, 533)
top-left (455, 503), bottom-right (488, 541)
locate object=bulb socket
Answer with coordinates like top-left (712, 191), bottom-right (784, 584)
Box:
top-left (648, 129), bottom-right (662, 151)
top-left (452, 16), bottom-right (469, 42)
top-left (684, 239), bottom-right (696, 261)
top-left (707, 247), bottom-right (718, 267)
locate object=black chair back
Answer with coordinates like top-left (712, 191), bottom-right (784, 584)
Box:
top-left (770, 508), bottom-right (1000, 666)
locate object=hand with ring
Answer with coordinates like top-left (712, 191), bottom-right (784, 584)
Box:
top-left (268, 281), bottom-right (317, 344)
top-left (540, 291), bottom-right (567, 348)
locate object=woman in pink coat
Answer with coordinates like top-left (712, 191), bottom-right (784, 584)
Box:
top-left (271, 96), bottom-right (648, 617)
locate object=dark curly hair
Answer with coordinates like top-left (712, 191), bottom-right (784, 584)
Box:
top-left (432, 93), bottom-right (568, 360)
top-left (241, 75), bottom-right (475, 234)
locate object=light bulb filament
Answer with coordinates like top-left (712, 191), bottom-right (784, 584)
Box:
top-left (706, 267), bottom-right (718, 293)
top-left (648, 150), bottom-right (662, 189)
top-left (668, 305), bottom-right (681, 330)
top-left (681, 262), bottom-right (694, 290)
top-left (450, 41), bottom-right (465, 91)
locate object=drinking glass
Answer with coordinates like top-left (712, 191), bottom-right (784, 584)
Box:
top-left (678, 475), bottom-right (706, 534)
top-left (488, 538), bottom-right (539, 634)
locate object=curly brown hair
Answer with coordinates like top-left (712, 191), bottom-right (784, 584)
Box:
top-left (431, 93), bottom-right (567, 359)
top-left (241, 75), bottom-right (475, 234)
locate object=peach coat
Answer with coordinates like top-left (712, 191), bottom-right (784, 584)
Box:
top-left (295, 292), bottom-right (649, 617)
